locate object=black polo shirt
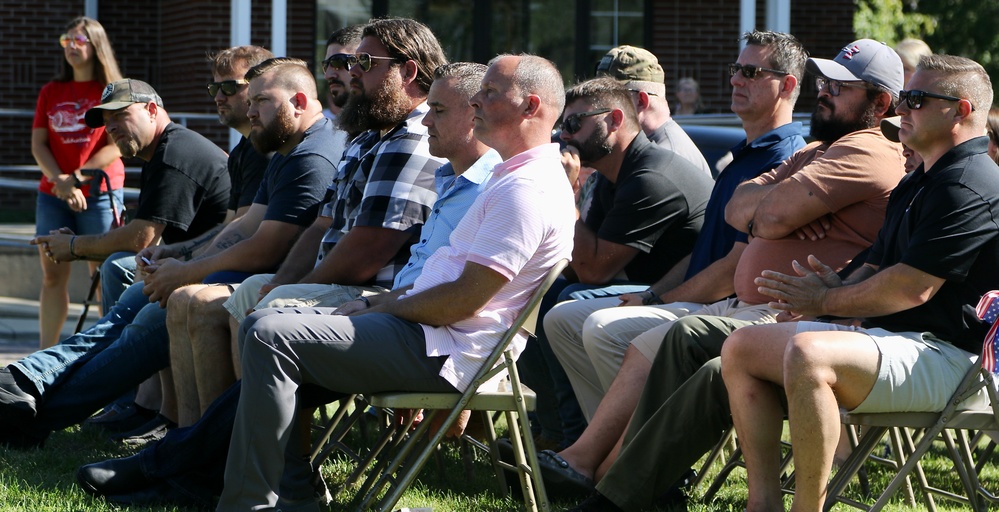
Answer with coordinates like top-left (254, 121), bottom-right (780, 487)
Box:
top-left (864, 137), bottom-right (999, 352)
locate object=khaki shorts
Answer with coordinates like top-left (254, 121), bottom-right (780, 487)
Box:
top-left (794, 321), bottom-right (985, 413)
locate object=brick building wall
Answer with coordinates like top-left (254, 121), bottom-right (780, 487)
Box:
top-left (0, 0), bottom-right (315, 213)
top-left (1, 0), bottom-right (853, 214)
top-left (652, 0), bottom-right (856, 115)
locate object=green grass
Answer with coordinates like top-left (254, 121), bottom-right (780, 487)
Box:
top-left (0, 418), bottom-right (994, 511)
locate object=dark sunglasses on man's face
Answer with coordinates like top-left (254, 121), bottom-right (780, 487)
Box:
top-left (729, 63), bottom-right (789, 80)
top-left (207, 79), bottom-right (250, 97)
top-left (898, 89), bottom-right (974, 111)
top-left (322, 53), bottom-right (353, 72)
top-left (563, 109), bottom-right (611, 135)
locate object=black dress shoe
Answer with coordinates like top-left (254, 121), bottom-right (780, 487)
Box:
top-left (77, 453), bottom-right (154, 497)
top-left (0, 368), bottom-right (39, 423)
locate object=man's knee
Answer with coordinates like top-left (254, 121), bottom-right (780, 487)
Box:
top-left (167, 285), bottom-right (204, 321)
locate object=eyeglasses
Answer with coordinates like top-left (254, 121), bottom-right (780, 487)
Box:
top-left (347, 53), bottom-right (402, 72)
top-left (899, 89), bottom-right (974, 111)
top-left (207, 79), bottom-right (250, 97)
top-left (815, 77), bottom-right (872, 97)
top-left (563, 109), bottom-right (611, 135)
top-left (322, 53), bottom-right (353, 72)
top-left (729, 63), bottom-right (789, 80)
top-left (59, 33), bottom-right (90, 48)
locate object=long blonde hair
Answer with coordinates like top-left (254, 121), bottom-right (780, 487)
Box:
top-left (57, 16), bottom-right (122, 85)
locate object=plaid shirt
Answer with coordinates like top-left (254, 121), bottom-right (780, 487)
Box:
top-left (317, 103), bottom-right (445, 288)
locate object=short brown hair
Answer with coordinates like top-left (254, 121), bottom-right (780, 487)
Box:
top-left (245, 57), bottom-right (317, 98)
top-left (564, 77), bottom-right (639, 130)
top-left (208, 45), bottom-right (274, 77)
top-left (918, 54), bottom-right (993, 120)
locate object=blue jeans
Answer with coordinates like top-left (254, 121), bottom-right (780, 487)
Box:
top-left (100, 251), bottom-right (138, 313)
top-left (31, 298), bottom-right (170, 432)
top-left (13, 281), bottom-right (152, 395)
top-left (35, 189), bottom-right (123, 237)
top-left (11, 280), bottom-right (171, 433)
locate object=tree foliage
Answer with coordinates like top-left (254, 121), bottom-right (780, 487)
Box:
top-left (855, 0), bottom-right (999, 103)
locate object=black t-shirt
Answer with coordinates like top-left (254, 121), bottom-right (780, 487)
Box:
top-left (583, 132), bottom-right (713, 283)
top-left (135, 123), bottom-right (230, 244)
top-left (252, 118), bottom-right (339, 226)
top-left (864, 137), bottom-right (999, 352)
top-left (228, 136), bottom-right (270, 211)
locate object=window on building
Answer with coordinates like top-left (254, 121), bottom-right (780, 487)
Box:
top-left (314, 0), bottom-right (646, 88)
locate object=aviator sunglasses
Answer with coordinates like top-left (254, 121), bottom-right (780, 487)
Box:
top-left (59, 33), bottom-right (90, 48)
top-left (729, 63), bottom-right (789, 80)
top-left (207, 79), bottom-right (250, 97)
top-left (563, 109), bottom-right (611, 135)
top-left (346, 53), bottom-right (403, 72)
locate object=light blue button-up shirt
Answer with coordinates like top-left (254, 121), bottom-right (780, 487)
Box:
top-left (392, 149), bottom-right (502, 288)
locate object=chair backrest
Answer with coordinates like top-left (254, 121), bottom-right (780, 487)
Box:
top-left (465, 258), bottom-right (568, 394)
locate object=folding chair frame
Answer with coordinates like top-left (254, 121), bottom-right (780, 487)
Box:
top-left (308, 259), bottom-right (566, 511)
top-left (823, 347), bottom-right (999, 512)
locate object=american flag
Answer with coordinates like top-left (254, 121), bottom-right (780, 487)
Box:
top-left (976, 291), bottom-right (999, 374)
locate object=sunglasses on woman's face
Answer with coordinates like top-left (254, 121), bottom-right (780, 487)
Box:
top-left (59, 33), bottom-right (90, 48)
top-left (207, 79), bottom-right (250, 97)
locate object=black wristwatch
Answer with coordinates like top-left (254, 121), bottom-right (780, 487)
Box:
top-left (641, 289), bottom-right (663, 306)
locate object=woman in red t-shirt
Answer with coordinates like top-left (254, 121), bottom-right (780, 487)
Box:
top-left (31, 16), bottom-right (124, 348)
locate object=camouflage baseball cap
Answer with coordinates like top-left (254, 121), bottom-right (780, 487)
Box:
top-left (85, 79), bottom-right (164, 128)
top-left (596, 45), bottom-right (667, 96)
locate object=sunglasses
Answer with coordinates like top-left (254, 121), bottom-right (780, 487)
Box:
top-left (563, 109), bottom-right (611, 135)
top-left (59, 33), bottom-right (90, 48)
top-left (729, 63), bottom-right (789, 80)
top-left (322, 53), bottom-right (353, 72)
top-left (899, 89), bottom-right (973, 111)
top-left (347, 53), bottom-right (402, 72)
top-left (207, 79), bottom-right (250, 97)
top-left (815, 77), bottom-right (873, 97)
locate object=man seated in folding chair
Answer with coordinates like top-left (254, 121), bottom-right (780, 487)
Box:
top-left (722, 54), bottom-right (999, 512)
top-left (214, 53), bottom-right (575, 510)
top-left (71, 59), bottom-right (527, 509)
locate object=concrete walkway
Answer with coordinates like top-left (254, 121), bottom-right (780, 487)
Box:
top-left (0, 296), bottom-right (100, 365)
top-left (0, 223), bottom-right (102, 364)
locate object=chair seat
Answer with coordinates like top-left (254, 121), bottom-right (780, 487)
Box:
top-left (843, 408), bottom-right (997, 431)
top-left (368, 386), bottom-right (537, 412)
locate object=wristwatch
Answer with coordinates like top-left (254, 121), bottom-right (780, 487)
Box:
top-left (641, 289), bottom-right (663, 306)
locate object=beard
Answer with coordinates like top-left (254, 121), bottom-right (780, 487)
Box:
top-left (810, 96), bottom-right (881, 143)
top-left (338, 74), bottom-right (412, 134)
top-left (113, 135), bottom-right (140, 159)
top-left (569, 124), bottom-right (613, 166)
top-left (249, 103), bottom-right (296, 154)
top-left (329, 82), bottom-right (350, 108)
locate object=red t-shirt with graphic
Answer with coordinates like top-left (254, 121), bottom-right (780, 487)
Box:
top-left (32, 80), bottom-right (125, 196)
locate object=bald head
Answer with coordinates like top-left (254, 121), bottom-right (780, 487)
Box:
top-left (470, 54), bottom-right (564, 159)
